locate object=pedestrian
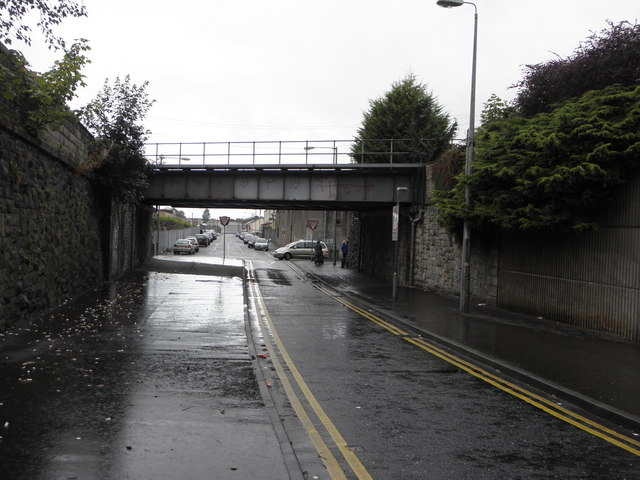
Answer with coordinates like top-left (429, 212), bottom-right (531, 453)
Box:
top-left (314, 240), bottom-right (324, 265)
top-left (340, 240), bottom-right (349, 268)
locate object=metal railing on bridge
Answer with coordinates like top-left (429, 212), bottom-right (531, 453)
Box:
top-left (144, 139), bottom-right (443, 167)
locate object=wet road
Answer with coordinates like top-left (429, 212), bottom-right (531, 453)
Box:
top-left (243, 238), bottom-right (640, 479)
top-left (1, 234), bottom-right (639, 479)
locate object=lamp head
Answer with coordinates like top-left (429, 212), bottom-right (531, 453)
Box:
top-left (437, 0), bottom-right (464, 7)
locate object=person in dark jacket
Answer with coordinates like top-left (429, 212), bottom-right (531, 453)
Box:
top-left (340, 240), bottom-right (349, 268)
top-left (314, 241), bottom-right (324, 263)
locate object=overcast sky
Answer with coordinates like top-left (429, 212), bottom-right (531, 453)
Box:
top-left (17, 0), bottom-right (639, 219)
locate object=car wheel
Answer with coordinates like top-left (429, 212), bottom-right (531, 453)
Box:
top-left (283, 253), bottom-right (292, 260)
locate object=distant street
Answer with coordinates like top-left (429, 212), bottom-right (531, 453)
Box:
top-left (1, 233), bottom-right (639, 479)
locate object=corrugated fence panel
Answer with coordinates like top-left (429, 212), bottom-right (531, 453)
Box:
top-left (497, 175), bottom-right (640, 341)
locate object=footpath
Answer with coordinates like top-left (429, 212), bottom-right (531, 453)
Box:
top-left (295, 259), bottom-right (640, 432)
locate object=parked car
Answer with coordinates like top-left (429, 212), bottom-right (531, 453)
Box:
top-left (185, 236), bottom-right (200, 252)
top-left (247, 235), bottom-right (260, 248)
top-left (173, 239), bottom-right (195, 255)
top-left (195, 234), bottom-right (209, 247)
top-left (253, 238), bottom-right (269, 251)
top-left (272, 240), bottom-right (328, 260)
top-left (243, 234), bottom-right (255, 245)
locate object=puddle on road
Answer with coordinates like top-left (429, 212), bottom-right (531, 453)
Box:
top-left (257, 269), bottom-right (291, 286)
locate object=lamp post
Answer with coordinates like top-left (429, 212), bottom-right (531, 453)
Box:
top-left (436, 0), bottom-right (477, 313)
top-left (159, 156), bottom-right (191, 166)
top-left (155, 205), bottom-right (160, 255)
top-left (304, 145), bottom-right (340, 264)
top-left (304, 145), bottom-right (338, 164)
top-left (393, 186), bottom-right (409, 300)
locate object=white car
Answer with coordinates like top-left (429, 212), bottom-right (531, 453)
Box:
top-left (272, 240), bottom-right (328, 260)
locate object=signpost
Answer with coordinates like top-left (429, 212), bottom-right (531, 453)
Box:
top-left (220, 216), bottom-right (230, 261)
top-left (391, 205), bottom-right (399, 242)
top-left (307, 219), bottom-right (319, 241)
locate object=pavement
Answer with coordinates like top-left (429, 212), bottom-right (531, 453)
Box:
top-left (293, 259), bottom-right (640, 432)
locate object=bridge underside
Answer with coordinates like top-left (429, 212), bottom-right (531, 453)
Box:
top-left (143, 164), bottom-right (424, 211)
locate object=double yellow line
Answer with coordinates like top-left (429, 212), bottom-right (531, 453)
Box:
top-left (314, 283), bottom-right (640, 457)
top-left (247, 263), bottom-right (372, 479)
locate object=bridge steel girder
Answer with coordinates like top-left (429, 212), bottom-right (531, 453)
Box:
top-left (143, 164), bottom-right (425, 210)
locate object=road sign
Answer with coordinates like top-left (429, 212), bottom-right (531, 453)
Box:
top-left (219, 216), bottom-right (230, 226)
top-left (307, 219), bottom-right (319, 231)
top-left (391, 205), bottom-right (399, 241)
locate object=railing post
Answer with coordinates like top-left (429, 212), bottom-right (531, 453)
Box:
top-left (202, 142), bottom-right (206, 165)
top-left (390, 139), bottom-right (394, 164)
top-left (227, 142), bottom-right (231, 165)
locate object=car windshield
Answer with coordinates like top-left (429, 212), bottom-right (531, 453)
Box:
top-left (256, 238), bottom-right (266, 242)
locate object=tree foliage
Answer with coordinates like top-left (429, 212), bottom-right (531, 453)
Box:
top-left (0, 40), bottom-right (89, 136)
top-left (0, 0), bottom-right (87, 49)
top-left (351, 74), bottom-right (457, 163)
top-left (430, 143), bottom-right (466, 191)
top-left (514, 21), bottom-right (640, 116)
top-left (79, 76), bottom-right (155, 204)
top-left (435, 84), bottom-right (640, 233)
top-left (157, 215), bottom-right (192, 230)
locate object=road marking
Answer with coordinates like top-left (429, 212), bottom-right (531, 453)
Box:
top-left (246, 263), bottom-right (373, 479)
top-left (312, 282), bottom-right (640, 457)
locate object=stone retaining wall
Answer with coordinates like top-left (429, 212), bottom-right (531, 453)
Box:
top-left (0, 120), bottom-right (103, 328)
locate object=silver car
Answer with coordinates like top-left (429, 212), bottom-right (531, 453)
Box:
top-left (173, 239), bottom-right (195, 255)
top-left (243, 234), bottom-right (255, 245)
top-left (185, 236), bottom-right (200, 252)
top-left (272, 240), bottom-right (328, 260)
top-left (253, 238), bottom-right (269, 251)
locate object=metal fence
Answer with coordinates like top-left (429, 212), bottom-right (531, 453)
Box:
top-left (144, 139), bottom-right (447, 166)
top-left (496, 175), bottom-right (640, 341)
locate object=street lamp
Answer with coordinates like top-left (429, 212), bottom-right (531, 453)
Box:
top-left (437, 0), bottom-right (478, 313)
top-left (159, 156), bottom-right (191, 166)
top-left (393, 186), bottom-right (409, 300)
top-left (303, 145), bottom-right (338, 164)
top-left (305, 145), bottom-right (340, 265)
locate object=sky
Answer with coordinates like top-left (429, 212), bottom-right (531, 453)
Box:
top-left (14, 0), bottom-right (639, 219)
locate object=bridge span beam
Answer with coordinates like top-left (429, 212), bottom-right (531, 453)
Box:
top-left (144, 164), bottom-right (424, 210)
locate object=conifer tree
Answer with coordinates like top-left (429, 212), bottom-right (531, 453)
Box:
top-left (351, 74), bottom-right (456, 164)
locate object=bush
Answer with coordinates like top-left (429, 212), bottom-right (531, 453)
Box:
top-left (435, 84), bottom-right (640, 233)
